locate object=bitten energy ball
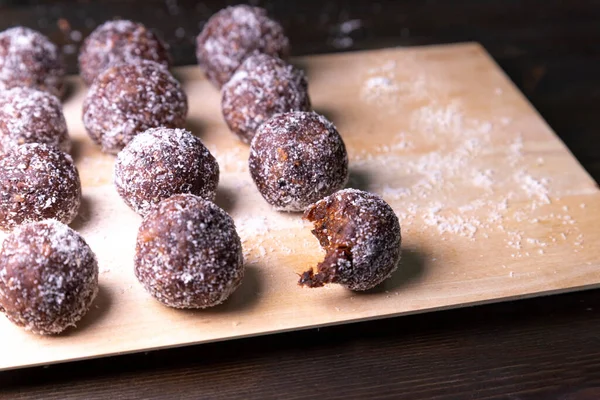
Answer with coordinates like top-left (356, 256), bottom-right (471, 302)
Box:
top-left (114, 128), bottom-right (219, 216)
top-left (196, 5), bottom-right (290, 88)
top-left (0, 143), bottom-right (81, 231)
top-left (135, 194), bottom-right (244, 309)
top-left (0, 27), bottom-right (65, 98)
top-left (0, 87), bottom-right (70, 155)
top-left (299, 189), bottom-right (402, 291)
top-left (82, 60), bottom-right (188, 154)
top-left (249, 111), bottom-right (348, 212)
top-left (222, 53), bottom-right (311, 143)
top-left (79, 20), bottom-right (171, 86)
top-left (0, 220), bottom-right (99, 335)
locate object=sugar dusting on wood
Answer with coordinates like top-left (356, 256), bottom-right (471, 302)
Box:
top-left (357, 56), bottom-right (588, 267)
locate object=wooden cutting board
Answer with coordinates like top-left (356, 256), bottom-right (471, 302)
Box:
top-left (1, 43), bottom-right (599, 371)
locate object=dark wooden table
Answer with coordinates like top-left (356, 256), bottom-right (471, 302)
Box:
top-left (1, 1), bottom-right (600, 399)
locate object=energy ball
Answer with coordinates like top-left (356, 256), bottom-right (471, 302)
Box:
top-left (82, 60), bottom-right (188, 154)
top-left (134, 194), bottom-right (244, 309)
top-left (222, 53), bottom-right (311, 143)
top-left (0, 220), bottom-right (99, 335)
top-left (79, 20), bottom-right (171, 86)
top-left (114, 128), bottom-right (219, 216)
top-left (0, 143), bottom-right (81, 232)
top-left (0, 87), bottom-right (70, 155)
top-left (196, 5), bottom-right (289, 88)
top-left (249, 111), bottom-right (348, 212)
top-left (299, 189), bottom-right (402, 291)
top-left (0, 27), bottom-right (65, 99)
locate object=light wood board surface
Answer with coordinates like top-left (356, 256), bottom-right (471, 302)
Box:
top-left (1, 43), bottom-right (599, 371)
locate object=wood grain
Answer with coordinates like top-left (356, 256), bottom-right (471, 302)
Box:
top-left (1, 43), bottom-right (598, 372)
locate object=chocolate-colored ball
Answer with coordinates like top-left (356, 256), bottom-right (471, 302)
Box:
top-left (299, 189), bottom-right (402, 291)
top-left (78, 20), bottom-right (171, 86)
top-left (0, 220), bottom-right (99, 335)
top-left (196, 5), bottom-right (289, 88)
top-left (249, 111), bottom-right (348, 212)
top-left (0, 27), bottom-right (65, 98)
top-left (114, 128), bottom-right (219, 216)
top-left (82, 60), bottom-right (188, 154)
top-left (0, 87), bottom-right (70, 155)
top-left (134, 194), bottom-right (244, 309)
top-left (222, 53), bottom-right (310, 144)
top-left (0, 143), bottom-right (81, 232)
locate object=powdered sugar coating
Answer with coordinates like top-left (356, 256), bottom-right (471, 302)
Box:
top-left (222, 53), bottom-right (310, 143)
top-left (135, 194), bottom-right (244, 309)
top-left (299, 189), bottom-right (402, 291)
top-left (0, 27), bottom-right (65, 98)
top-left (0, 143), bottom-right (81, 231)
top-left (114, 128), bottom-right (219, 216)
top-left (0, 87), bottom-right (70, 155)
top-left (82, 60), bottom-right (188, 154)
top-left (79, 20), bottom-right (171, 86)
top-left (0, 220), bottom-right (98, 335)
top-left (249, 111), bottom-right (348, 212)
top-left (196, 5), bottom-right (290, 88)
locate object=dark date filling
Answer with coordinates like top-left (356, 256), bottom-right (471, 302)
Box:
top-left (298, 200), bottom-right (356, 288)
